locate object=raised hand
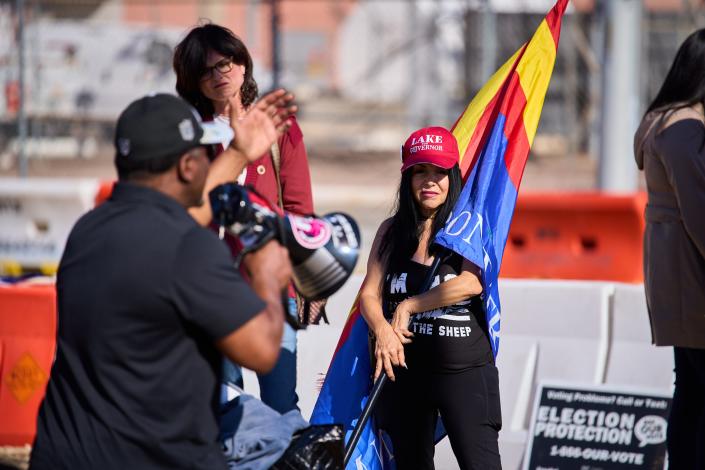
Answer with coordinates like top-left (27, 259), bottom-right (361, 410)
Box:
top-left (228, 89), bottom-right (297, 161)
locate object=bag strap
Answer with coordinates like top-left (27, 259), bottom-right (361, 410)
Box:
top-left (270, 142), bottom-right (284, 211)
top-left (271, 141), bottom-right (329, 326)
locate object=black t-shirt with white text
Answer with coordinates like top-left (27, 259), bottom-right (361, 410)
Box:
top-left (29, 183), bottom-right (264, 470)
top-left (382, 253), bottom-right (493, 372)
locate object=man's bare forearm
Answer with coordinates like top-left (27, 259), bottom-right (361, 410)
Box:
top-left (249, 275), bottom-right (285, 348)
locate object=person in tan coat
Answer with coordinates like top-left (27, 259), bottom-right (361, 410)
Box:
top-left (634, 28), bottom-right (705, 470)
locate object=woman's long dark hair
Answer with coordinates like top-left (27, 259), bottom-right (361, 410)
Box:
top-left (173, 23), bottom-right (258, 119)
top-left (379, 163), bottom-right (462, 277)
top-left (646, 28), bottom-right (705, 115)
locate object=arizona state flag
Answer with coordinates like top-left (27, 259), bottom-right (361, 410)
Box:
top-left (311, 1), bottom-right (569, 468)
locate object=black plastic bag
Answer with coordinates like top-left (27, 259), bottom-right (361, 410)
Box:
top-left (270, 424), bottom-right (344, 470)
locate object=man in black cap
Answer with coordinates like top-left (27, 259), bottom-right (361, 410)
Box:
top-left (29, 91), bottom-right (295, 470)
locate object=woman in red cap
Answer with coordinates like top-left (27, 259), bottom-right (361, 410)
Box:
top-left (359, 126), bottom-right (501, 469)
top-left (172, 23), bottom-right (313, 415)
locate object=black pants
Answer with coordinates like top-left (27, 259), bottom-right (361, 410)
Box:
top-left (374, 363), bottom-right (502, 470)
top-left (668, 347), bottom-right (705, 470)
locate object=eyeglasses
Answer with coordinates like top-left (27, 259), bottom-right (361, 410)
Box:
top-left (201, 58), bottom-right (235, 81)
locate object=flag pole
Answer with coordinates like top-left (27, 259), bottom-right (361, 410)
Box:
top-left (343, 248), bottom-right (447, 467)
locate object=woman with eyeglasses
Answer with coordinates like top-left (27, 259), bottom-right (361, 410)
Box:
top-left (173, 23), bottom-right (314, 414)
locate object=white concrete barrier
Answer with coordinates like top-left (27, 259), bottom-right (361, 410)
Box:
top-left (496, 279), bottom-right (614, 469)
top-left (605, 284), bottom-right (673, 390)
top-left (0, 178), bottom-right (100, 274)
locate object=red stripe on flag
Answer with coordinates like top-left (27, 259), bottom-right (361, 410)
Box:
top-left (505, 125), bottom-right (530, 191)
top-left (331, 307), bottom-right (361, 359)
top-left (457, 44), bottom-right (529, 181)
top-left (458, 92), bottom-right (501, 179)
top-left (498, 71), bottom-right (530, 189)
top-left (546, 0), bottom-right (569, 47)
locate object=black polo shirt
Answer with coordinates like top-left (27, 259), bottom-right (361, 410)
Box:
top-left (30, 182), bottom-right (264, 470)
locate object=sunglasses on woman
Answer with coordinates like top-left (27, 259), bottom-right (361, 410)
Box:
top-left (201, 58), bottom-right (235, 81)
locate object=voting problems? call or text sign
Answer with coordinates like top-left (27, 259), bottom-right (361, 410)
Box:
top-left (524, 383), bottom-right (671, 470)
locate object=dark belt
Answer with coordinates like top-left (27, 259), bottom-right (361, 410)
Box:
top-left (645, 204), bottom-right (681, 223)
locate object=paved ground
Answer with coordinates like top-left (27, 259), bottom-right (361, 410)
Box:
top-left (0, 145), bottom-right (598, 274)
top-left (0, 141), bottom-right (596, 272)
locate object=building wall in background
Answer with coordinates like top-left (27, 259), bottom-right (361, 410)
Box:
top-left (122, 0), bottom-right (357, 92)
top-left (1, 0), bottom-right (704, 162)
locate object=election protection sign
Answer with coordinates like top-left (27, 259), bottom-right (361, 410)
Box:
top-left (524, 383), bottom-right (671, 470)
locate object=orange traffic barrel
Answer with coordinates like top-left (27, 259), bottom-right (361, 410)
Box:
top-left (500, 192), bottom-right (646, 283)
top-left (94, 180), bottom-right (115, 207)
top-left (0, 282), bottom-right (56, 445)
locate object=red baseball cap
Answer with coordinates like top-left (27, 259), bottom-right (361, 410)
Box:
top-left (400, 126), bottom-right (459, 172)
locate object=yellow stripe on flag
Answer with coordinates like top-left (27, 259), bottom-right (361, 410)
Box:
top-left (516, 19), bottom-right (558, 147)
top-left (453, 46), bottom-right (523, 164)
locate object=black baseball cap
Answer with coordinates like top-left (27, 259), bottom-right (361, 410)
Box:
top-left (114, 93), bottom-right (234, 162)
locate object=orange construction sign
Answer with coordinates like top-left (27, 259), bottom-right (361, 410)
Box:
top-left (0, 283), bottom-right (57, 445)
top-left (5, 352), bottom-right (47, 404)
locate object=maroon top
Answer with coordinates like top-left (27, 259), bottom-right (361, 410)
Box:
top-left (218, 117), bottom-right (313, 299)
top-left (243, 117), bottom-right (313, 215)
